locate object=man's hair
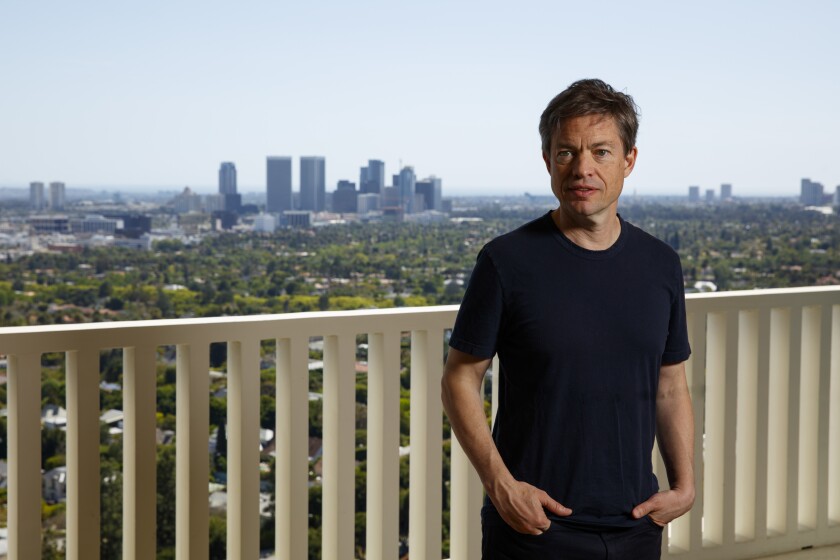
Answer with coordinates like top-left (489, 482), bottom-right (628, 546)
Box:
top-left (539, 78), bottom-right (639, 155)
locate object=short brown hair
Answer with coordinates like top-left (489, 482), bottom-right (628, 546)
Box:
top-left (539, 79), bottom-right (639, 155)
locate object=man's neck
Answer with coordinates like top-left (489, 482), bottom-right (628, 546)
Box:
top-left (551, 207), bottom-right (621, 251)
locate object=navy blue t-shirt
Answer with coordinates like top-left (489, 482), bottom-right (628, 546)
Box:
top-left (449, 212), bottom-right (691, 528)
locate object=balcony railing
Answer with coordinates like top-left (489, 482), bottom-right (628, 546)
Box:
top-left (1, 286), bottom-right (839, 560)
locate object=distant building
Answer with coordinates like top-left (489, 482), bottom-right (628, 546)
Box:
top-left (29, 216), bottom-right (70, 233)
top-left (49, 182), bottom-right (66, 211)
top-left (204, 194), bottom-right (225, 213)
top-left (113, 235), bottom-right (153, 250)
top-left (70, 215), bottom-right (119, 234)
top-left (300, 156), bottom-right (326, 212)
top-left (253, 213), bottom-right (277, 233)
top-left (360, 159), bottom-right (385, 194)
top-left (218, 162), bottom-right (241, 212)
top-left (688, 186), bottom-right (700, 203)
top-left (357, 193), bottom-right (380, 214)
top-left (29, 182), bottom-right (46, 211)
top-left (441, 198), bottom-right (453, 213)
top-left (219, 162), bottom-right (237, 195)
top-left (381, 186), bottom-right (401, 209)
top-left (705, 189), bottom-right (715, 203)
top-left (267, 156), bottom-right (293, 213)
top-left (720, 183), bottom-right (732, 200)
top-left (396, 166), bottom-right (417, 213)
top-left (211, 210), bottom-right (237, 231)
top-left (43, 466), bottom-right (68, 504)
top-left (284, 210), bottom-right (312, 228)
top-left (172, 187), bottom-right (202, 213)
top-left (801, 178), bottom-right (825, 206)
top-left (834, 186), bottom-right (840, 208)
top-left (332, 180), bottom-right (357, 214)
top-left (109, 214), bottom-right (152, 238)
top-left (415, 176), bottom-right (442, 211)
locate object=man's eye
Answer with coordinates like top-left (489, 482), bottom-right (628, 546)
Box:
top-left (595, 149), bottom-right (610, 157)
top-left (556, 151), bottom-right (573, 160)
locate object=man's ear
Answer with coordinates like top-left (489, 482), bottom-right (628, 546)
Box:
top-left (623, 146), bottom-right (638, 178)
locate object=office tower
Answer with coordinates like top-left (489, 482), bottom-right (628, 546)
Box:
top-left (333, 180), bottom-right (358, 213)
top-left (218, 162), bottom-right (241, 211)
top-left (267, 156), bottom-right (293, 212)
top-left (30, 182), bottom-right (46, 211)
top-left (360, 159), bottom-right (385, 193)
top-left (834, 186), bottom-right (840, 207)
top-left (688, 186), bottom-right (700, 203)
top-left (800, 178), bottom-right (825, 206)
top-left (396, 166), bottom-right (416, 213)
top-left (415, 176), bottom-right (442, 211)
top-left (300, 156), bottom-right (326, 212)
top-left (381, 186), bottom-right (400, 208)
top-left (219, 162), bottom-right (237, 194)
top-left (357, 193), bottom-right (380, 214)
top-left (49, 182), bottom-right (66, 211)
top-left (720, 183), bottom-right (732, 200)
top-left (705, 189), bottom-right (715, 203)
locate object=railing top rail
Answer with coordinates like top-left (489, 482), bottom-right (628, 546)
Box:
top-left (685, 285), bottom-right (840, 312)
top-left (0, 304), bottom-right (461, 354)
top-left (2, 286), bottom-right (839, 354)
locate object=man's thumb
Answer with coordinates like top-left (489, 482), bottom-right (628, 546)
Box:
top-left (632, 502), bottom-right (651, 519)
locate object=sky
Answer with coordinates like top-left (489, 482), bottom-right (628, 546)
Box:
top-left (1, 0), bottom-right (839, 197)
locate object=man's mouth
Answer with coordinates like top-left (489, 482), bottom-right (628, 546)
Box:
top-left (568, 185), bottom-right (597, 197)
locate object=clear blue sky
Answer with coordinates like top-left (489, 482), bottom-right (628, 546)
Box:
top-left (2, 0), bottom-right (838, 196)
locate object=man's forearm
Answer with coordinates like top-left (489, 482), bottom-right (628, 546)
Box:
top-left (441, 365), bottom-right (513, 490)
top-left (656, 362), bottom-right (695, 497)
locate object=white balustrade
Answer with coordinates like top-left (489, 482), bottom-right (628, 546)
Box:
top-left (0, 287), bottom-right (839, 560)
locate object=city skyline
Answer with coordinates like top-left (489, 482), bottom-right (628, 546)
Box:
top-left (2, 1), bottom-right (839, 196)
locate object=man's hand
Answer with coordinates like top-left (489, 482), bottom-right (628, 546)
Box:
top-left (487, 477), bottom-right (572, 535)
top-left (632, 486), bottom-right (695, 527)
top-left (442, 348), bottom-right (572, 536)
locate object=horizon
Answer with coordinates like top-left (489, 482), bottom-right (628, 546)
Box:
top-left (0, 182), bottom-right (808, 200)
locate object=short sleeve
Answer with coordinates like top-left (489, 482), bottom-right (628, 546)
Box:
top-left (449, 247), bottom-right (505, 359)
top-left (661, 259), bottom-right (691, 364)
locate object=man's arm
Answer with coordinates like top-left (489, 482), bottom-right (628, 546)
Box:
top-left (632, 361), bottom-right (696, 525)
top-left (441, 347), bottom-right (571, 534)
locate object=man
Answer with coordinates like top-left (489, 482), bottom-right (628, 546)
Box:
top-left (441, 79), bottom-right (695, 559)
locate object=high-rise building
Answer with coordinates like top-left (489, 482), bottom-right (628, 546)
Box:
top-left (800, 178), bottom-right (825, 206)
top-left (218, 162), bottom-right (240, 211)
top-left (415, 176), bottom-right (442, 212)
top-left (688, 186), bottom-right (700, 203)
top-left (30, 182), bottom-right (46, 211)
top-left (219, 162), bottom-right (237, 195)
top-left (720, 183), bottom-right (732, 200)
top-left (705, 189), bottom-right (715, 203)
top-left (834, 186), bottom-right (840, 208)
top-left (49, 182), bottom-right (66, 211)
top-left (267, 157), bottom-right (293, 213)
top-left (357, 193), bottom-right (380, 214)
top-left (396, 166), bottom-right (417, 213)
top-left (300, 156), bottom-right (326, 212)
top-left (360, 159), bottom-right (385, 193)
top-left (332, 180), bottom-right (357, 214)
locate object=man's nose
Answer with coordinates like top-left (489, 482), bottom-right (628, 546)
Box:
top-left (572, 152), bottom-right (594, 177)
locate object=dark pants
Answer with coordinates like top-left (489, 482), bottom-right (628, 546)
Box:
top-left (482, 517), bottom-right (663, 560)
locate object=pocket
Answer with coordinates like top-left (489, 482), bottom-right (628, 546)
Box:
top-left (644, 515), bottom-right (665, 531)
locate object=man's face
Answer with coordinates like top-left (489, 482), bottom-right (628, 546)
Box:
top-left (543, 114), bottom-right (637, 222)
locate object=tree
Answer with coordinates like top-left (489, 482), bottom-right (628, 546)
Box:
top-left (100, 460), bottom-right (123, 559)
top-left (157, 445), bottom-right (177, 554)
